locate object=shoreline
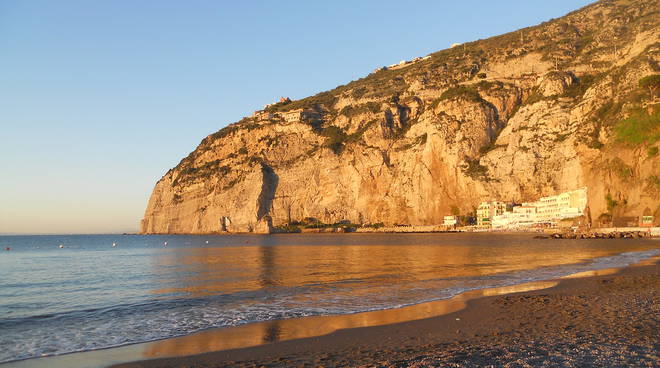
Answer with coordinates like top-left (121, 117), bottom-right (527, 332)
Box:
top-left (134, 226), bottom-right (660, 236)
top-left (3, 254), bottom-right (657, 368)
top-left (114, 259), bottom-right (659, 368)
top-left (5, 229), bottom-right (659, 239)
top-left (1, 279), bottom-right (562, 368)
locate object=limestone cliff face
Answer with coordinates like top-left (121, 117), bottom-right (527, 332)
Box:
top-left (141, 0), bottom-right (660, 233)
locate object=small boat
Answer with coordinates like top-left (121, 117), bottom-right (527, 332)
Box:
top-left (59, 244), bottom-right (64, 249)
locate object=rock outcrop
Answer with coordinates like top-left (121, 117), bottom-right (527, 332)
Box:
top-left (141, 0), bottom-right (660, 234)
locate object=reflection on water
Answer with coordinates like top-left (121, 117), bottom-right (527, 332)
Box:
top-left (561, 268), bottom-right (620, 279)
top-left (259, 246), bottom-right (279, 288)
top-left (150, 233), bottom-right (655, 301)
top-left (131, 233), bottom-right (658, 359)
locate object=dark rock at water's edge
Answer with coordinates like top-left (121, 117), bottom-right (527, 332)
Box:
top-left (543, 230), bottom-right (655, 240)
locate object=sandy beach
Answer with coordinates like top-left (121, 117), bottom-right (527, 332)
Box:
top-left (113, 260), bottom-right (659, 368)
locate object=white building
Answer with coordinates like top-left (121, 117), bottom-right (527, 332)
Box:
top-left (532, 187), bottom-right (588, 223)
top-left (492, 205), bottom-right (537, 229)
top-left (513, 205), bottom-right (537, 227)
top-left (491, 212), bottom-right (514, 229)
top-left (278, 109), bottom-right (321, 124)
top-left (480, 188), bottom-right (587, 230)
top-left (443, 215), bottom-right (458, 227)
top-left (253, 110), bottom-right (275, 121)
top-left (477, 201), bottom-right (506, 227)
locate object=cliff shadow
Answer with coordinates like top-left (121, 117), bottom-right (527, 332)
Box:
top-left (257, 162), bottom-right (279, 220)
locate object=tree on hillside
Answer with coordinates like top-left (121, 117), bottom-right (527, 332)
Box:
top-left (639, 74), bottom-right (660, 100)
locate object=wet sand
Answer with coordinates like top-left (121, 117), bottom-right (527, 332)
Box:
top-left (115, 261), bottom-right (659, 368)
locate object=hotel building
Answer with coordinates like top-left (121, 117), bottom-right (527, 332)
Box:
top-left (532, 187), bottom-right (588, 224)
top-left (481, 187), bottom-right (588, 229)
top-left (477, 201), bottom-right (507, 227)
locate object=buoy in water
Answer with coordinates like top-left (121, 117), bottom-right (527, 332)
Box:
top-left (163, 241), bottom-right (167, 246)
top-left (205, 240), bottom-right (209, 244)
top-left (4, 247), bottom-right (10, 251)
top-left (112, 242), bottom-right (117, 247)
top-left (59, 244), bottom-right (64, 249)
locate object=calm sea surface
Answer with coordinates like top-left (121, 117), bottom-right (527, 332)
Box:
top-left (0, 233), bottom-right (658, 363)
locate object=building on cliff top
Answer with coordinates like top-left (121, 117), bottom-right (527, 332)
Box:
top-left (280, 109), bottom-right (321, 123)
top-left (252, 108), bottom-right (321, 124)
top-left (385, 56), bottom-right (430, 70)
top-left (253, 110), bottom-right (275, 120)
top-left (263, 97), bottom-right (290, 110)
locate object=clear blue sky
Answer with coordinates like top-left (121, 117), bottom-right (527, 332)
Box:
top-left (0, 0), bottom-right (593, 234)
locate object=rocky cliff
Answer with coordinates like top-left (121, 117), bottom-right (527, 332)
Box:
top-left (141, 0), bottom-right (660, 234)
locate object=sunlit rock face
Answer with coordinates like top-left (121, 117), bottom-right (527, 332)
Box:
top-left (141, 0), bottom-right (660, 234)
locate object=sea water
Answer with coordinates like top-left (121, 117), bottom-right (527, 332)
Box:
top-left (0, 233), bottom-right (658, 363)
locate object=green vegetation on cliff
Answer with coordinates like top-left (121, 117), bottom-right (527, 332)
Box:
top-left (320, 126), bottom-right (348, 154)
top-left (614, 109), bottom-right (660, 146)
top-left (638, 74), bottom-right (660, 100)
top-left (172, 159), bottom-right (231, 187)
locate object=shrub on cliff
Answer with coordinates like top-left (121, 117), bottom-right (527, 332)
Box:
top-left (266, 91), bottom-right (337, 112)
top-left (605, 193), bottom-right (618, 214)
top-left (320, 126), bottom-right (348, 154)
top-left (639, 74), bottom-right (660, 100)
top-left (206, 117), bottom-right (259, 142)
top-left (476, 80), bottom-right (503, 90)
top-left (339, 102), bottom-right (381, 118)
top-left (561, 73), bottom-right (599, 99)
top-left (273, 224), bottom-right (301, 233)
top-left (463, 158), bottom-right (489, 180)
top-left (614, 109), bottom-right (660, 146)
top-left (173, 160), bottom-right (231, 186)
top-left (645, 175), bottom-right (660, 196)
top-left (439, 85), bottom-right (483, 103)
